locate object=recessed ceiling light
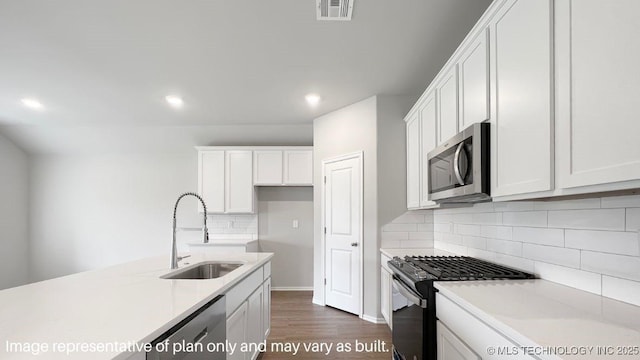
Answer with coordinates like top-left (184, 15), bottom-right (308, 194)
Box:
top-left (305, 94), bottom-right (321, 107)
top-left (21, 98), bottom-right (44, 110)
top-left (165, 95), bottom-right (184, 108)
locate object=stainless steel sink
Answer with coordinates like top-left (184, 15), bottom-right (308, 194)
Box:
top-left (161, 262), bottom-right (243, 280)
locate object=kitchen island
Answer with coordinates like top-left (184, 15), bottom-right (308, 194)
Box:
top-left (0, 252), bottom-right (273, 360)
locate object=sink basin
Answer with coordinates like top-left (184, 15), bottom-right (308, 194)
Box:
top-left (162, 262), bottom-right (243, 280)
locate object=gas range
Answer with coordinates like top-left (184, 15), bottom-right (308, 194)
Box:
top-left (388, 255), bottom-right (533, 360)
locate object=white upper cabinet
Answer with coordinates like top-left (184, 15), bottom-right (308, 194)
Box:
top-left (458, 29), bottom-right (489, 130)
top-left (253, 150), bottom-right (283, 185)
top-left (556, 0), bottom-right (640, 189)
top-left (225, 150), bottom-right (254, 213)
top-left (253, 148), bottom-right (313, 186)
top-left (437, 66), bottom-right (459, 144)
top-left (198, 150), bottom-right (225, 213)
top-left (406, 112), bottom-right (421, 209)
top-left (489, 0), bottom-right (553, 197)
top-left (419, 92), bottom-right (438, 208)
top-left (283, 150), bottom-right (313, 185)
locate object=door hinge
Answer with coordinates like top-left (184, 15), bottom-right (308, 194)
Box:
top-left (324, 176), bottom-right (326, 184)
top-left (324, 278), bottom-right (326, 285)
top-left (324, 227), bottom-right (327, 234)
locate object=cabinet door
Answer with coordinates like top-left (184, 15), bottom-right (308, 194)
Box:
top-left (225, 150), bottom-right (254, 213)
top-left (490, 0), bottom-right (553, 197)
top-left (556, 0), bottom-right (640, 188)
top-left (380, 267), bottom-right (392, 329)
top-left (254, 150), bottom-right (283, 185)
top-left (406, 112), bottom-right (421, 209)
top-left (283, 150), bottom-right (313, 185)
top-left (437, 66), bottom-right (459, 144)
top-left (437, 321), bottom-right (480, 360)
top-left (263, 278), bottom-right (271, 339)
top-left (227, 302), bottom-right (248, 360)
top-left (419, 93), bottom-right (438, 208)
top-left (198, 151), bottom-right (225, 213)
top-left (247, 285), bottom-right (264, 360)
top-left (459, 29), bottom-right (489, 130)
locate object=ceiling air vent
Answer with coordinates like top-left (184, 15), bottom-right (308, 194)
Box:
top-left (317, 0), bottom-right (354, 21)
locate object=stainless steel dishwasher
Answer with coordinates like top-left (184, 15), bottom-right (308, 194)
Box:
top-left (147, 295), bottom-right (226, 360)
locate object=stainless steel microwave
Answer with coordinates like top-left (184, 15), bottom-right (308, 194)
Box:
top-left (427, 122), bottom-right (490, 203)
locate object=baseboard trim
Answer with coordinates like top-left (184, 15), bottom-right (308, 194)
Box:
top-left (361, 314), bottom-right (386, 324)
top-left (272, 287), bottom-right (314, 291)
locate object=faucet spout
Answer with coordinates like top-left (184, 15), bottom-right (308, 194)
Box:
top-left (171, 192), bottom-right (209, 269)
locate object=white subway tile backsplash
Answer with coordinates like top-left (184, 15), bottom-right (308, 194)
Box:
top-left (503, 211), bottom-right (547, 227)
top-left (462, 236), bottom-right (486, 250)
top-left (548, 209), bottom-right (625, 231)
top-left (627, 208), bottom-right (640, 231)
top-left (581, 251), bottom-right (640, 282)
top-left (487, 239), bottom-right (522, 257)
top-left (390, 194), bottom-right (640, 307)
top-left (601, 195), bottom-right (640, 209)
top-left (381, 240), bottom-right (400, 248)
top-left (602, 276), bottom-right (640, 307)
top-left (471, 212), bottom-right (503, 225)
top-left (534, 262), bottom-right (601, 295)
top-left (565, 230), bottom-right (639, 256)
top-left (381, 231), bottom-right (409, 241)
top-left (383, 223), bottom-right (418, 232)
top-left (393, 213), bottom-right (425, 224)
top-left (408, 231), bottom-right (434, 240)
top-left (513, 227), bottom-right (564, 247)
top-left (207, 214), bottom-right (257, 235)
top-left (454, 224), bottom-right (481, 236)
top-left (434, 223), bottom-right (453, 233)
top-left (522, 243), bottom-right (580, 269)
top-left (494, 253), bottom-right (535, 273)
top-left (401, 240), bottom-right (434, 248)
top-left (494, 201), bottom-right (536, 212)
top-left (532, 198), bottom-right (601, 211)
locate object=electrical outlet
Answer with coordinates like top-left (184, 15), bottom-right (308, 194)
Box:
top-left (292, 219), bottom-right (299, 229)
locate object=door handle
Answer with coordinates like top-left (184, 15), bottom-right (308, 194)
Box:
top-left (453, 142), bottom-right (466, 185)
top-left (351, 242), bottom-right (358, 247)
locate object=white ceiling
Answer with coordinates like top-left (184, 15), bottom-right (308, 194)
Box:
top-left (0, 0), bottom-right (492, 154)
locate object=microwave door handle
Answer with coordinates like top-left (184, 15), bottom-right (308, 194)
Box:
top-left (453, 142), bottom-right (465, 186)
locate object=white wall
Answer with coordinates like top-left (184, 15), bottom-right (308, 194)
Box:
top-left (313, 95), bottom-right (411, 322)
top-left (0, 133), bottom-right (29, 289)
top-left (28, 152), bottom-right (204, 281)
top-left (257, 187), bottom-right (313, 290)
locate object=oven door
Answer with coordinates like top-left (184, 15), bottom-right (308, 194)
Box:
top-left (391, 276), bottom-right (427, 360)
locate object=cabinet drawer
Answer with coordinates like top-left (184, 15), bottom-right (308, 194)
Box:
top-left (436, 293), bottom-right (539, 360)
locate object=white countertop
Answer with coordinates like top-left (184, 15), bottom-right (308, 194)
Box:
top-left (380, 248), bottom-right (456, 258)
top-left (0, 252), bottom-right (273, 360)
top-left (435, 279), bottom-right (640, 359)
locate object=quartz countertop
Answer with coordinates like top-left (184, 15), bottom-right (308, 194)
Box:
top-left (435, 279), bottom-right (640, 360)
top-left (0, 252), bottom-right (273, 360)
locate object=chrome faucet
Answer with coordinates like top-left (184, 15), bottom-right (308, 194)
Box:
top-left (171, 192), bottom-right (209, 269)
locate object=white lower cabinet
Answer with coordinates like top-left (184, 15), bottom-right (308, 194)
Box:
top-left (227, 302), bottom-right (248, 360)
top-left (437, 321), bottom-right (480, 360)
top-left (436, 293), bottom-right (536, 360)
top-left (226, 263), bottom-right (271, 360)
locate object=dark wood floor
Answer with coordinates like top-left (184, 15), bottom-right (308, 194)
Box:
top-left (258, 291), bottom-right (392, 360)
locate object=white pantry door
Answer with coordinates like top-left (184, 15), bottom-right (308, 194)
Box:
top-left (323, 153), bottom-right (362, 316)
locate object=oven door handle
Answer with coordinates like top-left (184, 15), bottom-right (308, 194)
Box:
top-left (392, 278), bottom-right (427, 308)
